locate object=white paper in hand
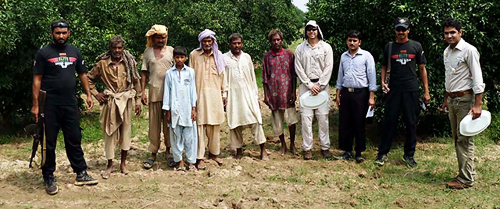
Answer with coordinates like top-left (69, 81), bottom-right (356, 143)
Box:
top-left (366, 107), bottom-right (374, 118)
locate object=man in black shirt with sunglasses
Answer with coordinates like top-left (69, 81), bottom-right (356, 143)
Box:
top-left (32, 20), bottom-right (98, 195)
top-left (375, 17), bottom-right (430, 168)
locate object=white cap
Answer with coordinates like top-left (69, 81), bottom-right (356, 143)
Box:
top-left (305, 20), bottom-right (324, 40)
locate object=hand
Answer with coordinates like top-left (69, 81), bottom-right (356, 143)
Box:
top-left (441, 100), bottom-right (448, 112)
top-left (94, 92), bottom-right (107, 105)
top-left (86, 94), bottom-right (94, 109)
top-left (31, 106), bottom-right (39, 122)
top-left (335, 95), bottom-right (340, 108)
top-left (469, 104), bottom-right (482, 120)
top-left (166, 111), bottom-right (171, 123)
top-left (135, 104), bottom-right (141, 117)
top-left (423, 92), bottom-right (430, 104)
top-left (141, 93), bottom-right (148, 105)
top-left (382, 83), bottom-right (390, 93)
top-left (290, 93), bottom-right (296, 106)
top-left (222, 97), bottom-right (228, 107)
top-left (311, 85), bottom-right (321, 96)
top-left (191, 110), bottom-right (197, 121)
top-left (263, 97), bottom-right (270, 107)
top-left (368, 98), bottom-right (376, 111)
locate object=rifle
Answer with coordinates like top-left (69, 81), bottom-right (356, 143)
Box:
top-left (25, 90), bottom-right (46, 168)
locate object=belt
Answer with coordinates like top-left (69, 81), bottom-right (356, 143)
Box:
top-left (310, 78), bottom-right (319, 82)
top-left (343, 87), bottom-right (368, 93)
top-left (448, 89), bottom-right (473, 98)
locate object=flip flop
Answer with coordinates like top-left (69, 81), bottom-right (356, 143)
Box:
top-left (143, 158), bottom-right (155, 169)
top-left (167, 157), bottom-right (177, 167)
top-left (101, 171), bottom-right (111, 179)
top-left (188, 164), bottom-right (198, 171)
top-left (197, 160), bottom-right (207, 170)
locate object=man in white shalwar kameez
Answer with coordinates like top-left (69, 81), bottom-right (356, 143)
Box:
top-left (224, 33), bottom-right (268, 160)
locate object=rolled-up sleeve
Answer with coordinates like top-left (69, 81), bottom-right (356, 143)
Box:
top-left (468, 48), bottom-right (485, 94)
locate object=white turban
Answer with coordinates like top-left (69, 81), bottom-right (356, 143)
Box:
top-left (196, 29), bottom-right (226, 74)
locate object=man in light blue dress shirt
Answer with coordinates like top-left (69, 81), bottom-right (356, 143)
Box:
top-left (334, 30), bottom-right (376, 163)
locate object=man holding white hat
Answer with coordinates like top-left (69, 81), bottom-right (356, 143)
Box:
top-left (441, 18), bottom-right (485, 189)
top-left (294, 20), bottom-right (334, 160)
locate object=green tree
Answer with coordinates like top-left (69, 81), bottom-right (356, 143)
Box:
top-left (0, 0), bottom-right (304, 131)
top-left (307, 0), bottom-right (500, 137)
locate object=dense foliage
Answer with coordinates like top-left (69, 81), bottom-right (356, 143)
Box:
top-left (307, 0), bottom-right (500, 137)
top-left (0, 0), bottom-right (304, 130)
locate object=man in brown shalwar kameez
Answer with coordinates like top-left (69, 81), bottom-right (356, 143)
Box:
top-left (88, 35), bottom-right (142, 179)
top-left (189, 29), bottom-right (227, 169)
top-left (140, 25), bottom-right (175, 169)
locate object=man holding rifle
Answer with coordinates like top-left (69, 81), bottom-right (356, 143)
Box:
top-left (32, 20), bottom-right (98, 195)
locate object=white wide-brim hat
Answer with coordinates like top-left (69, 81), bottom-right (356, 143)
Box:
top-left (460, 110), bottom-right (491, 136)
top-left (300, 90), bottom-right (329, 109)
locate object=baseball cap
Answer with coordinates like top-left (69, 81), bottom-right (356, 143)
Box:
top-left (395, 17), bottom-right (410, 29)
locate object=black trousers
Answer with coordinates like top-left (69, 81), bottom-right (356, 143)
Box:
top-left (378, 90), bottom-right (419, 157)
top-left (42, 104), bottom-right (87, 180)
top-left (338, 88), bottom-right (369, 153)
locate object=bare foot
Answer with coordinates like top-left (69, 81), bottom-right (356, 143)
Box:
top-left (290, 146), bottom-right (297, 155)
top-left (101, 167), bottom-right (113, 179)
top-left (120, 164), bottom-right (129, 175)
top-left (261, 150), bottom-right (269, 161)
top-left (280, 145), bottom-right (287, 156)
top-left (209, 154), bottom-right (223, 166)
top-left (197, 160), bottom-right (207, 170)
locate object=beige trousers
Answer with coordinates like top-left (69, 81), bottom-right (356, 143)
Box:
top-left (148, 102), bottom-right (170, 153)
top-left (230, 123), bottom-right (266, 150)
top-left (448, 94), bottom-right (476, 185)
top-left (103, 99), bottom-right (132, 159)
top-left (197, 124), bottom-right (221, 159)
top-left (271, 108), bottom-right (299, 136)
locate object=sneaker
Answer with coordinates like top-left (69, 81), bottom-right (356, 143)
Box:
top-left (321, 150), bottom-right (333, 160)
top-left (303, 150), bottom-right (312, 160)
top-left (402, 155), bottom-right (417, 168)
top-left (374, 154), bottom-right (388, 166)
top-left (355, 153), bottom-right (365, 163)
top-left (75, 170), bottom-right (98, 186)
top-left (45, 178), bottom-right (58, 195)
top-left (334, 151), bottom-right (352, 161)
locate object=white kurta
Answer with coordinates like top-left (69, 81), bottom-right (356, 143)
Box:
top-left (223, 51), bottom-right (262, 129)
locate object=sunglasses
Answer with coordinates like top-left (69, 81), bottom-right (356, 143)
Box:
top-left (306, 28), bottom-right (318, 32)
top-left (444, 31), bottom-right (458, 35)
top-left (395, 27), bottom-right (407, 32)
top-left (52, 22), bottom-right (69, 28)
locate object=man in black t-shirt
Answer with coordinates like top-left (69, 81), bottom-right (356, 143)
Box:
top-left (32, 20), bottom-right (98, 195)
top-left (374, 17), bottom-right (430, 168)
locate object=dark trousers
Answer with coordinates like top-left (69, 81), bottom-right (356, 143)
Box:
top-left (338, 88), bottom-right (369, 154)
top-left (378, 90), bottom-right (419, 157)
top-left (42, 104), bottom-right (87, 181)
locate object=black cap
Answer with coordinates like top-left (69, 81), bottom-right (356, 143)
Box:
top-left (395, 17), bottom-right (410, 29)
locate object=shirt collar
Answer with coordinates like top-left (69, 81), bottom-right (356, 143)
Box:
top-left (343, 48), bottom-right (364, 57)
top-left (106, 57), bottom-right (124, 65)
top-left (228, 51), bottom-right (243, 60)
top-left (454, 38), bottom-right (466, 51)
top-left (198, 49), bottom-right (214, 56)
top-left (270, 48), bottom-right (284, 56)
top-left (305, 40), bottom-right (323, 48)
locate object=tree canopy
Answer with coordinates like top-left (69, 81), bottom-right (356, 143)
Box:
top-left (0, 0), bottom-right (304, 130)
